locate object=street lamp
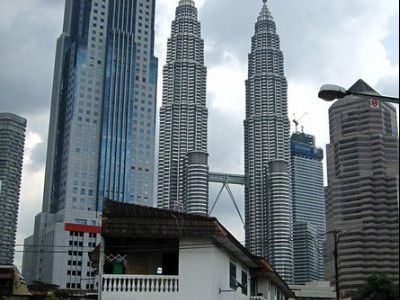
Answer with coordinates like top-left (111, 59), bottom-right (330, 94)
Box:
top-left (318, 84), bottom-right (399, 104)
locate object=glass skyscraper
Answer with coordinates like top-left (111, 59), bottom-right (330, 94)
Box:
top-left (0, 113), bottom-right (26, 265)
top-left (23, 0), bottom-right (158, 289)
top-left (291, 132), bottom-right (325, 284)
top-left (244, 0), bottom-right (293, 283)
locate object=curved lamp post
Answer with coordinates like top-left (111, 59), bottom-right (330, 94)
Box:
top-left (318, 84), bottom-right (399, 104)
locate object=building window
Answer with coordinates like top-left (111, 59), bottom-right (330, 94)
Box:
top-left (250, 278), bottom-right (257, 296)
top-left (75, 219), bottom-right (87, 225)
top-left (229, 262), bottom-right (237, 290)
top-left (241, 271), bottom-right (248, 295)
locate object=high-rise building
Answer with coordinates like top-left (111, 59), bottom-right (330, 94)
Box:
top-left (157, 0), bottom-right (209, 215)
top-left (325, 79), bottom-right (399, 296)
top-left (22, 0), bottom-right (158, 288)
top-left (291, 132), bottom-right (325, 284)
top-left (244, 0), bottom-right (293, 283)
top-left (0, 113), bottom-right (26, 265)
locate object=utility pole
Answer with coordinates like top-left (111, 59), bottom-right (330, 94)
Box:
top-left (326, 230), bottom-right (341, 300)
top-left (98, 236), bottom-right (105, 300)
top-left (333, 230), bottom-right (340, 300)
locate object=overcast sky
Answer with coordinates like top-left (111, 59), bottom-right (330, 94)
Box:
top-left (0, 0), bottom-right (398, 268)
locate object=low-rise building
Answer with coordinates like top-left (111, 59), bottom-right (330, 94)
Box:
top-left (0, 265), bottom-right (30, 298)
top-left (289, 281), bottom-right (336, 299)
top-left (96, 200), bottom-right (295, 300)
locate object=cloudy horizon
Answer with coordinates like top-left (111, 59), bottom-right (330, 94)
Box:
top-left (0, 0), bottom-right (398, 269)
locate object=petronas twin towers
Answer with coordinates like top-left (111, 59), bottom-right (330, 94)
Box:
top-left (157, 0), bottom-right (209, 215)
top-left (158, 0), bottom-right (293, 282)
top-left (245, 1), bottom-right (293, 282)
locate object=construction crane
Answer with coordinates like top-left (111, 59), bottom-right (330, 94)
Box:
top-left (293, 112), bottom-right (308, 133)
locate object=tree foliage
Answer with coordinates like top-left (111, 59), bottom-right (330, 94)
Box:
top-left (352, 274), bottom-right (399, 300)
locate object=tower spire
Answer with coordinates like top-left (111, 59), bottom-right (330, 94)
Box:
top-left (258, 0), bottom-right (273, 22)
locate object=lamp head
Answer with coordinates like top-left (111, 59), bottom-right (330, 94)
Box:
top-left (318, 84), bottom-right (348, 101)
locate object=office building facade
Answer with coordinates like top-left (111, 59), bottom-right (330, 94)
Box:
top-left (244, 0), bottom-right (293, 283)
top-left (325, 79), bottom-right (399, 296)
top-left (0, 113), bottom-right (26, 265)
top-left (157, 0), bottom-right (209, 215)
top-left (22, 0), bottom-right (158, 288)
top-left (291, 132), bottom-right (325, 284)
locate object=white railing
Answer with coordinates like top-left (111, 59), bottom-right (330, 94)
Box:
top-left (103, 275), bottom-right (179, 293)
top-left (250, 297), bottom-right (267, 300)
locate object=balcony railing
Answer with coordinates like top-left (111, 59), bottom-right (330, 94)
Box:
top-left (250, 297), bottom-right (267, 300)
top-left (102, 275), bottom-right (179, 293)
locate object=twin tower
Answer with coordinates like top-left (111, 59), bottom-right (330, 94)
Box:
top-left (157, 0), bottom-right (293, 282)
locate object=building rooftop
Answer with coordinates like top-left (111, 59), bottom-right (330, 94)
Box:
top-left (289, 280), bottom-right (336, 299)
top-left (0, 113), bottom-right (27, 125)
top-left (348, 79), bottom-right (380, 96)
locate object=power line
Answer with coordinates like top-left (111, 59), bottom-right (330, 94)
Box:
top-left (5, 243), bottom-right (220, 249)
top-left (11, 244), bottom-right (222, 255)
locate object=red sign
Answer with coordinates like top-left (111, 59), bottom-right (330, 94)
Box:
top-left (64, 223), bottom-right (102, 234)
top-left (371, 98), bottom-right (380, 109)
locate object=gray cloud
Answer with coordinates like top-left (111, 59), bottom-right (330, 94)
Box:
top-left (376, 75), bottom-right (400, 98)
top-left (0, 0), bottom-right (63, 115)
top-left (201, 0), bottom-right (399, 86)
top-left (28, 141), bottom-right (47, 172)
top-left (208, 99), bottom-right (244, 174)
top-left (201, 0), bottom-right (258, 65)
top-left (383, 13), bottom-right (399, 66)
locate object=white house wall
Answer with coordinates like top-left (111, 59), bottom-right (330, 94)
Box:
top-left (258, 278), bottom-right (280, 300)
top-left (101, 237), bottom-right (286, 300)
top-left (179, 238), bottom-right (250, 300)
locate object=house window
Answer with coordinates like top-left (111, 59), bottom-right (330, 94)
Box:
top-left (229, 262), bottom-right (237, 289)
top-left (241, 271), bottom-right (248, 295)
top-left (250, 278), bottom-right (257, 296)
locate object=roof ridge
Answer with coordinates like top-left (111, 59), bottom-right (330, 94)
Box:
top-left (348, 79), bottom-right (380, 95)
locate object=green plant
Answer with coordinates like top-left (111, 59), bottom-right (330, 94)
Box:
top-left (352, 274), bottom-right (399, 300)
